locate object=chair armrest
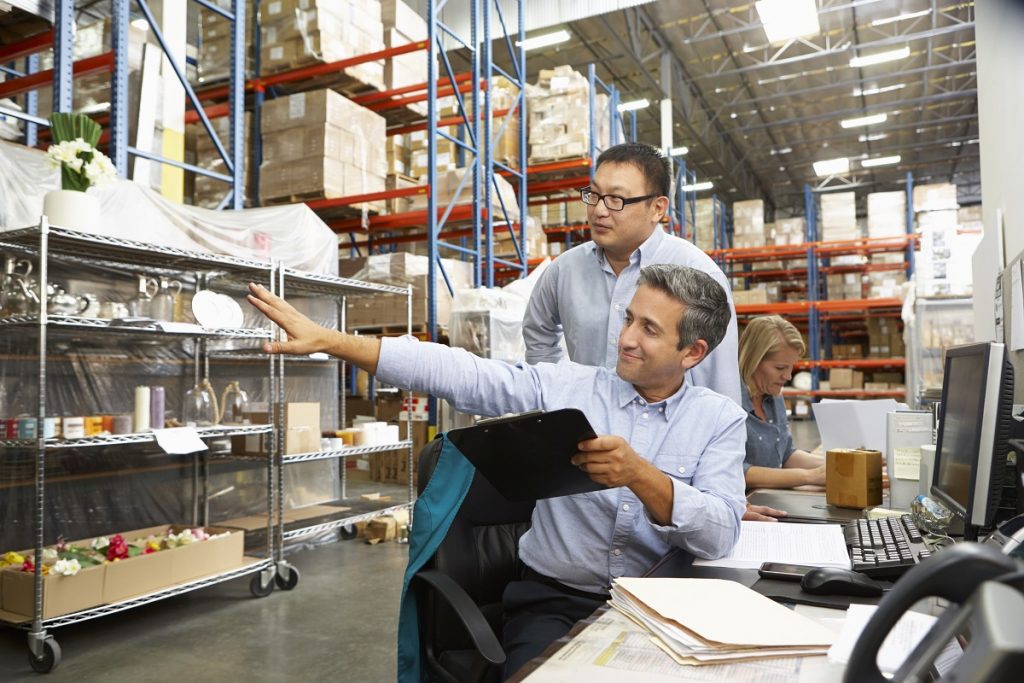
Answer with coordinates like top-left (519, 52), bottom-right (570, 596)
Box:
top-left (414, 569), bottom-right (506, 666)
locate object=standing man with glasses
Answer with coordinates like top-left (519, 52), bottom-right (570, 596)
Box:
top-left (523, 142), bottom-right (741, 405)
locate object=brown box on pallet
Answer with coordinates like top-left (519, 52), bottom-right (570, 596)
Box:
top-left (829, 368), bottom-right (864, 390)
top-left (2, 562), bottom-right (106, 620)
top-left (732, 289), bottom-right (769, 306)
top-left (826, 449), bottom-right (883, 509)
top-left (386, 174), bottom-right (421, 214)
top-left (262, 89), bottom-right (386, 136)
top-left (371, 422), bottom-right (428, 485)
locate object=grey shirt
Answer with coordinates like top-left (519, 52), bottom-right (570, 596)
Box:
top-left (741, 384), bottom-right (796, 472)
top-left (522, 228), bottom-right (741, 405)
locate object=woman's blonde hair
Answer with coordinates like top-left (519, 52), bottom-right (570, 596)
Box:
top-left (739, 315), bottom-right (806, 396)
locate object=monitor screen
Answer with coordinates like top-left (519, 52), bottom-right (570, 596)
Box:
top-left (933, 350), bottom-right (989, 515)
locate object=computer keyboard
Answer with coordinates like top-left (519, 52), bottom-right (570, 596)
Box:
top-left (844, 514), bottom-right (930, 579)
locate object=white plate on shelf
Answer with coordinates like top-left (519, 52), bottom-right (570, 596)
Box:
top-left (192, 290), bottom-right (244, 329)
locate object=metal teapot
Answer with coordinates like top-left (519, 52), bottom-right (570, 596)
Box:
top-left (0, 256), bottom-right (35, 316)
top-left (46, 283), bottom-right (93, 316)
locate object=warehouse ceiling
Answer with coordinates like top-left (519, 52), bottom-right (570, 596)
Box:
top-left (518, 0), bottom-right (978, 216)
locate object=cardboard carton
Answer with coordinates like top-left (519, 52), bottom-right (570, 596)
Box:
top-left (826, 448), bottom-right (883, 509)
top-left (285, 402), bottom-right (321, 455)
top-left (2, 563), bottom-right (105, 620)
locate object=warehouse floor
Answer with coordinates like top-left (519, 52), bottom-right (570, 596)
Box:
top-left (0, 421), bottom-right (822, 681)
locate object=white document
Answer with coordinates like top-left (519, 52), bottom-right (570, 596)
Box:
top-left (694, 521), bottom-right (850, 570)
top-left (153, 427), bottom-right (208, 454)
top-left (1012, 260), bottom-right (1024, 352)
top-left (812, 399), bottom-right (900, 452)
top-left (827, 604), bottom-right (963, 675)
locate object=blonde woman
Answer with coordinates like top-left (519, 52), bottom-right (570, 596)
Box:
top-left (740, 315), bottom-right (825, 490)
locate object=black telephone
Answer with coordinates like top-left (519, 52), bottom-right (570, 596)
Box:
top-left (843, 523), bottom-right (1024, 683)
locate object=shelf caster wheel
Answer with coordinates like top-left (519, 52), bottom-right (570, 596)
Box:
top-left (250, 572), bottom-right (274, 598)
top-left (27, 637), bottom-right (61, 674)
top-left (275, 566), bottom-right (300, 591)
top-left (340, 524), bottom-right (357, 540)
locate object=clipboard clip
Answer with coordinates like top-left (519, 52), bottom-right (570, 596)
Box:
top-left (476, 410), bottom-right (545, 427)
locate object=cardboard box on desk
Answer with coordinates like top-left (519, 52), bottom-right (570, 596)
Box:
top-left (826, 449), bottom-right (883, 509)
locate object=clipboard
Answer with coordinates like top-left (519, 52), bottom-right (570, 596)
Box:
top-left (447, 408), bottom-right (607, 501)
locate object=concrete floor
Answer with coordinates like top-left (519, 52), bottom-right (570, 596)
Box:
top-left (0, 539), bottom-right (409, 682)
top-left (0, 419), bottom-right (824, 681)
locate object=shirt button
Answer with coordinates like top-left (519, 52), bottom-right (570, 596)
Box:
top-left (642, 413), bottom-right (649, 419)
top-left (612, 549), bottom-right (622, 556)
top-left (608, 338), bottom-right (615, 345)
top-left (622, 503), bottom-right (631, 511)
top-left (678, 466), bottom-right (686, 474)
top-left (614, 304), bottom-right (622, 311)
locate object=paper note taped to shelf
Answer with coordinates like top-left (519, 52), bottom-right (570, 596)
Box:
top-left (157, 322), bottom-right (204, 335)
top-left (153, 427), bottom-right (208, 454)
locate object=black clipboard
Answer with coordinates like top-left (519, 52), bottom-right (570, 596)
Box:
top-left (447, 408), bottom-right (607, 501)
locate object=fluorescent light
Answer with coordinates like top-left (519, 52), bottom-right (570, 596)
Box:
top-left (858, 133), bottom-right (887, 142)
top-left (670, 146), bottom-right (688, 156)
top-left (861, 155), bottom-right (901, 168)
top-left (813, 157), bottom-right (850, 176)
top-left (850, 46), bottom-right (910, 68)
top-left (681, 181), bottom-right (713, 192)
top-left (769, 147), bottom-right (792, 156)
top-left (840, 113), bottom-right (887, 128)
top-left (755, 0), bottom-right (820, 44)
top-left (617, 99), bottom-right (649, 112)
top-left (853, 83), bottom-right (906, 96)
top-left (515, 29), bottom-right (570, 51)
top-left (872, 9), bottom-right (931, 27)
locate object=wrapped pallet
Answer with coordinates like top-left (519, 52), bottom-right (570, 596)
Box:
top-left (731, 199), bottom-right (765, 248)
top-left (259, 89), bottom-right (386, 210)
top-left (526, 66), bottom-right (612, 163)
top-left (259, 0), bottom-right (384, 91)
top-left (819, 192), bottom-right (859, 242)
top-left (866, 191), bottom-right (906, 238)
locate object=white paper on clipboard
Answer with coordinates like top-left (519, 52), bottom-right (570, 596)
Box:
top-left (812, 399), bottom-right (900, 452)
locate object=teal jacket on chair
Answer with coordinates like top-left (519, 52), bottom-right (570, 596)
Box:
top-left (396, 435), bottom-right (475, 683)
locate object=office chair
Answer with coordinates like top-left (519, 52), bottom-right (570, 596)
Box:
top-left (412, 438), bottom-right (536, 683)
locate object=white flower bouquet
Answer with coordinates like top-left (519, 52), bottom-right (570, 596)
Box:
top-left (46, 112), bottom-right (116, 191)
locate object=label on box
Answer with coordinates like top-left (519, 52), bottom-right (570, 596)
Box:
top-left (270, 45), bottom-right (284, 61)
top-left (289, 92), bottom-right (306, 119)
top-left (268, 1), bottom-right (282, 16)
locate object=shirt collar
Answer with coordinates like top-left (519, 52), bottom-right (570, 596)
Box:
top-left (741, 383), bottom-right (775, 417)
top-left (588, 227), bottom-right (665, 268)
top-left (615, 374), bottom-right (688, 421)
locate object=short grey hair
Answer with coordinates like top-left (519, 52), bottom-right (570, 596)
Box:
top-left (637, 264), bottom-right (731, 356)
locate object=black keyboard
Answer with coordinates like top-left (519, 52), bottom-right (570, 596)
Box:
top-left (844, 514), bottom-right (931, 579)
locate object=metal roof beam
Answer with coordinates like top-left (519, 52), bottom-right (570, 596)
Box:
top-left (751, 135), bottom-right (979, 174)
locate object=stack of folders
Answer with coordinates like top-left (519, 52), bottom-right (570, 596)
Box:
top-left (610, 578), bottom-right (837, 665)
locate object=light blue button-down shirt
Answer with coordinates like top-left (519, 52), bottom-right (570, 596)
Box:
top-left (376, 335), bottom-right (747, 594)
top-left (523, 228), bottom-right (741, 405)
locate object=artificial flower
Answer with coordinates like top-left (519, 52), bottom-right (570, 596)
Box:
top-left (145, 539), bottom-right (162, 553)
top-left (52, 558), bottom-right (81, 576)
top-left (55, 536), bottom-right (68, 552)
top-left (83, 154), bottom-right (116, 187)
top-left (1, 551), bottom-right (26, 567)
top-left (41, 547), bottom-right (58, 565)
top-left (21, 559), bottom-right (50, 575)
top-left (91, 536), bottom-right (109, 550)
top-left (106, 534), bottom-right (129, 561)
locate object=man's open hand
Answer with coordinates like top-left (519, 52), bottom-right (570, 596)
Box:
top-left (247, 282), bottom-right (331, 355)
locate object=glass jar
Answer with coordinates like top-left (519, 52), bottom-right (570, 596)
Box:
top-left (220, 381), bottom-right (249, 425)
top-left (183, 381), bottom-right (216, 427)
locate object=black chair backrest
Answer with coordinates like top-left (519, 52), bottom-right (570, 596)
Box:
top-left (417, 437), bottom-right (536, 659)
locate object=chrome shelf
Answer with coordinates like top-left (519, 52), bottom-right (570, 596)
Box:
top-left (281, 267), bottom-right (410, 296)
top-left (0, 315), bottom-right (272, 339)
top-left (282, 440), bottom-right (412, 465)
top-left (208, 349), bottom-right (337, 363)
top-left (0, 225), bottom-right (271, 278)
top-left (0, 424), bottom-right (273, 450)
top-left (281, 503), bottom-right (411, 542)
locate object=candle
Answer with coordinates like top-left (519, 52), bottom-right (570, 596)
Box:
top-left (134, 386), bottom-right (151, 432)
top-left (150, 386), bottom-right (165, 430)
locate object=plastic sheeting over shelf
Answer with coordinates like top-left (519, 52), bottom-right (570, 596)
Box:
top-left (0, 140), bottom-right (339, 275)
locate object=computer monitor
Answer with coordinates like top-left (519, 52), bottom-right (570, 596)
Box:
top-left (931, 342), bottom-right (1015, 540)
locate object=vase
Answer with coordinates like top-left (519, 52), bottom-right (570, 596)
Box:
top-left (42, 189), bottom-right (100, 232)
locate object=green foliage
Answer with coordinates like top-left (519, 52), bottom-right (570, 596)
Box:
top-left (48, 112), bottom-right (101, 147)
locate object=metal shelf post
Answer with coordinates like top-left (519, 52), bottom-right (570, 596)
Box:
top-left (803, 184), bottom-right (821, 392)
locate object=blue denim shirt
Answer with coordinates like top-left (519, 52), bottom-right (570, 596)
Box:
top-left (376, 335), bottom-right (747, 594)
top-left (741, 384), bottom-right (796, 472)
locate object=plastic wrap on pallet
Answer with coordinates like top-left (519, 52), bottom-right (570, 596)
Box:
top-left (0, 140), bottom-right (338, 275)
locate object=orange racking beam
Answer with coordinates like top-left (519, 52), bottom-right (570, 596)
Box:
top-left (329, 204), bottom-right (486, 233)
top-left (387, 108), bottom-right (510, 136)
top-left (306, 185), bottom-right (428, 211)
top-left (0, 51), bottom-right (113, 99)
top-left (784, 389), bottom-right (906, 399)
top-left (0, 30), bottom-right (54, 62)
top-left (350, 69), bottom-right (470, 106)
top-left (528, 175), bottom-right (589, 194)
top-left (795, 358), bottom-right (907, 370)
top-left (815, 297), bottom-right (903, 312)
top-left (735, 302), bottom-right (814, 316)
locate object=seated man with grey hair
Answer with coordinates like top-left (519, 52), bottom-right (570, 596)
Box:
top-left (246, 263), bottom-right (746, 676)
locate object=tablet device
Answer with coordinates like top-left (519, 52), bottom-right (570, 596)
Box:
top-left (447, 408), bottom-right (606, 501)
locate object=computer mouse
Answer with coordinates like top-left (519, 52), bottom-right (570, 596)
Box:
top-left (800, 567), bottom-right (885, 597)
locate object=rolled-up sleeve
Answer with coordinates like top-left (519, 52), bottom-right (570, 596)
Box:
top-left (644, 402), bottom-right (746, 559)
top-left (522, 261), bottom-right (566, 365)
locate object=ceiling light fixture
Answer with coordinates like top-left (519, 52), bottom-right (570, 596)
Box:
top-left (681, 181), bottom-right (713, 192)
top-left (515, 29), bottom-right (570, 51)
top-left (853, 83), bottom-right (906, 96)
top-left (861, 155), bottom-right (901, 168)
top-left (850, 46), bottom-right (910, 68)
top-left (755, 0), bottom-right (820, 43)
top-left (858, 133), bottom-right (887, 142)
top-left (617, 99), bottom-right (650, 112)
top-left (840, 113), bottom-right (888, 128)
top-left (670, 146), bottom-right (689, 156)
top-left (813, 157), bottom-right (850, 176)
top-left (871, 9), bottom-right (931, 27)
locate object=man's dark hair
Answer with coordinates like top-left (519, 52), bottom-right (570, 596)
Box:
top-left (595, 143), bottom-right (671, 199)
top-left (637, 264), bottom-right (731, 359)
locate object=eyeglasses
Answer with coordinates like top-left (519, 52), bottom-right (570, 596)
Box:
top-left (578, 187), bottom-right (656, 212)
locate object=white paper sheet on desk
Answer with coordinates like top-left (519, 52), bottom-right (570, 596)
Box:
top-left (827, 604), bottom-right (963, 674)
top-left (153, 427), bottom-right (208, 454)
top-left (812, 399), bottom-right (900, 452)
top-left (693, 521), bottom-right (850, 570)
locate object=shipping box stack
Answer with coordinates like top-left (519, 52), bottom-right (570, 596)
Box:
top-left (527, 66), bottom-right (611, 163)
top-left (259, 0), bottom-right (384, 92)
top-left (491, 217), bottom-right (549, 261)
top-left (913, 183), bottom-right (975, 297)
top-left (198, 1), bottom-right (256, 84)
top-left (342, 253), bottom-right (474, 330)
top-left (772, 217), bottom-right (805, 246)
top-left (957, 204), bottom-right (983, 233)
top-left (866, 318), bottom-right (905, 359)
top-left (694, 198), bottom-right (716, 251)
top-left (866, 191), bottom-right (906, 239)
top-left (381, 0), bottom-right (429, 116)
top-left (190, 113), bottom-right (252, 208)
top-left (731, 199), bottom-right (765, 248)
top-left (826, 273), bottom-right (863, 300)
top-left (258, 89), bottom-right (386, 210)
top-left (820, 192), bottom-right (859, 242)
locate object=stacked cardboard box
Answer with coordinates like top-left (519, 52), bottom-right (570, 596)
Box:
top-left (732, 199), bottom-right (765, 248)
top-left (527, 66), bottom-right (611, 163)
top-left (259, 89), bottom-right (386, 209)
top-left (867, 318), bottom-right (905, 359)
top-left (407, 104), bottom-right (460, 177)
top-left (491, 217), bottom-right (549, 261)
top-left (490, 77), bottom-right (522, 168)
top-left (407, 167), bottom-right (520, 221)
top-left (694, 198), bottom-right (716, 251)
top-left (831, 343), bottom-right (865, 360)
top-left (259, 0), bottom-right (384, 90)
top-left (826, 273), bottom-right (863, 300)
top-left (915, 206), bottom-right (979, 297)
top-left (732, 288), bottom-right (769, 306)
top-left (866, 191), bottom-right (906, 238)
top-left (829, 368), bottom-right (865, 390)
top-left (912, 183), bottom-right (958, 212)
top-left (381, 0), bottom-right (429, 116)
top-left (957, 204), bottom-right (983, 232)
top-left (198, 1), bottom-right (256, 84)
top-left (772, 218), bottom-right (805, 246)
top-left (190, 112), bottom-right (252, 208)
top-left (820, 192), bottom-right (859, 242)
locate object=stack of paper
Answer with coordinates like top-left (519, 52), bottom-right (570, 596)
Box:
top-left (610, 578), bottom-right (836, 665)
top-left (693, 521), bottom-right (851, 570)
